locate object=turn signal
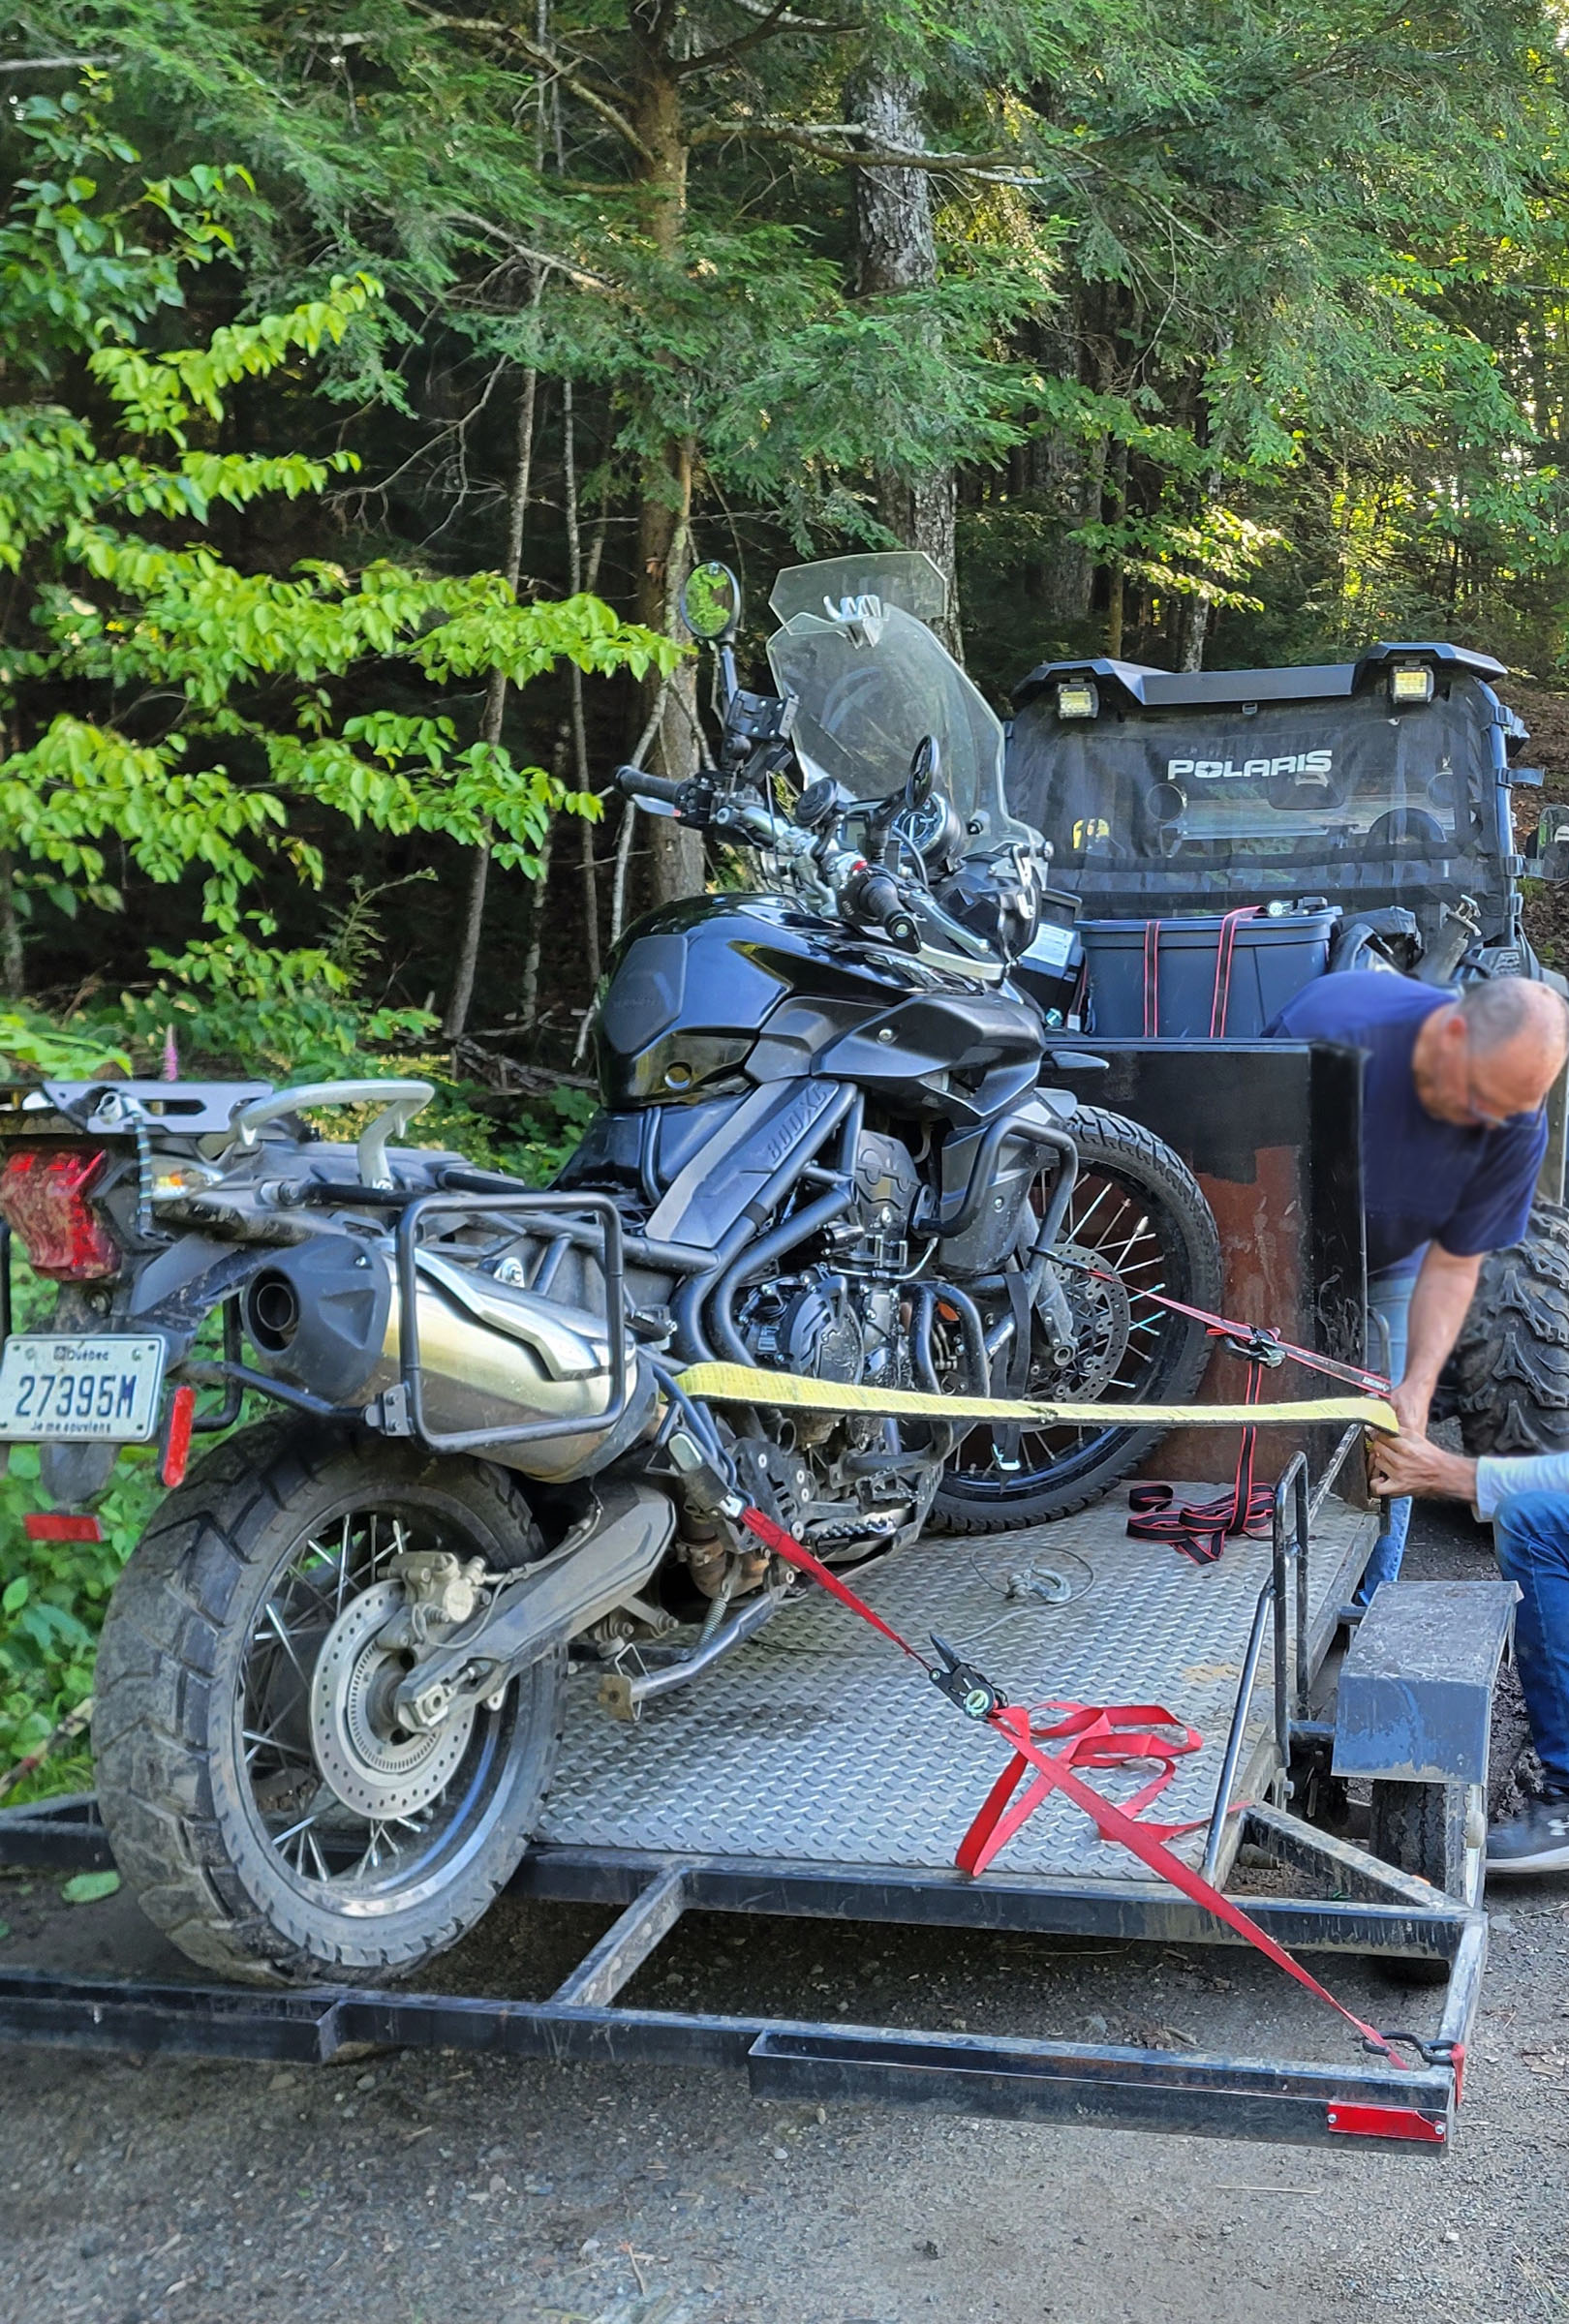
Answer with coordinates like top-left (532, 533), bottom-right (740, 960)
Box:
top-left (0, 1146), bottom-right (120, 1280)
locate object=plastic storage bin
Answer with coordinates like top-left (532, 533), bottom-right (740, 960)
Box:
top-left (1079, 907), bottom-right (1338, 1039)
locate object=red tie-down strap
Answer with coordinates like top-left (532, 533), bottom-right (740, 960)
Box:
top-left (957, 1699), bottom-right (1207, 1872)
top-left (1210, 905), bottom-right (1262, 1037)
top-left (1125, 1355), bottom-right (1276, 1566)
top-left (737, 1503), bottom-right (1412, 2071)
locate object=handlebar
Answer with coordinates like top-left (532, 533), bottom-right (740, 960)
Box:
top-left (615, 764), bottom-right (688, 810)
top-left (616, 764), bottom-right (1004, 968)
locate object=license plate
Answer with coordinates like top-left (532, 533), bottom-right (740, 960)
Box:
top-left (0, 1334), bottom-right (167, 1441)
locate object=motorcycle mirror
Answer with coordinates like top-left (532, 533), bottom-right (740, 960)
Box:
top-left (908, 735), bottom-right (939, 810)
top-left (796, 776), bottom-right (844, 830)
top-left (680, 561), bottom-right (742, 644)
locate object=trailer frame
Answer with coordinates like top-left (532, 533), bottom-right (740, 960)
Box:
top-left (0, 1426), bottom-right (1490, 2153)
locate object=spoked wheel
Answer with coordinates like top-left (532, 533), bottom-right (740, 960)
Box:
top-left (933, 1106), bottom-right (1222, 1530)
top-left (95, 1423), bottom-right (563, 1985)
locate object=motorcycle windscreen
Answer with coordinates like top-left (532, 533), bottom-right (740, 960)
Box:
top-left (768, 549), bottom-right (949, 627)
top-left (767, 605), bottom-right (1031, 849)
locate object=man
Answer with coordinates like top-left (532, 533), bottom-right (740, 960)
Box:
top-left (1371, 1424), bottom-right (1569, 1873)
top-left (1270, 972), bottom-right (1569, 1596)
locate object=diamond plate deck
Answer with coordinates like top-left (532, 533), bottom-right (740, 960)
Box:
top-left (539, 1492), bottom-right (1376, 1882)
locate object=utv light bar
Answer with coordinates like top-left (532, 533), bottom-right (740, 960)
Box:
top-left (1389, 661), bottom-right (1434, 706)
top-left (1055, 679), bottom-right (1099, 719)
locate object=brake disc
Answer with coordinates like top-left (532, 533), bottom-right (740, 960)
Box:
top-left (1049, 1239), bottom-right (1132, 1398)
top-left (308, 1580), bottom-right (476, 1819)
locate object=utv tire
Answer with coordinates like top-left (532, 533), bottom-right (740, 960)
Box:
top-left (1449, 1202), bottom-right (1569, 1456)
top-left (94, 1421), bottom-right (564, 1987)
top-left (933, 1107), bottom-right (1223, 1531)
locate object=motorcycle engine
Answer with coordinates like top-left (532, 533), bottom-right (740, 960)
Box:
top-left (739, 1130), bottom-right (924, 1386)
top-left (745, 1269), bottom-right (864, 1382)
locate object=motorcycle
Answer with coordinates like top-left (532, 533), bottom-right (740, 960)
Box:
top-left (0, 550), bottom-right (1219, 1984)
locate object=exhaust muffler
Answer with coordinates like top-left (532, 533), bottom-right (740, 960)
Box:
top-left (240, 1236), bottom-right (654, 1480)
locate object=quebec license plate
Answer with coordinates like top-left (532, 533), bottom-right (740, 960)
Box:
top-left (0, 1334), bottom-right (167, 1441)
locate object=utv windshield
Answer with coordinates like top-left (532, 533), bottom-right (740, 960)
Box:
top-left (766, 553), bottom-right (1031, 851)
top-left (1005, 682), bottom-right (1510, 931)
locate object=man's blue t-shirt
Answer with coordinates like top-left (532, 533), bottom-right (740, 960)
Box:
top-left (1270, 971), bottom-right (1547, 1273)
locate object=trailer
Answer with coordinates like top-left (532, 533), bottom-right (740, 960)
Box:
top-left (0, 1026), bottom-right (1521, 2151)
top-left (0, 1404), bottom-right (1511, 2151)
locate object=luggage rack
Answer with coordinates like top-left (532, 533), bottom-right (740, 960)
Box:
top-left (0, 1441), bottom-right (1491, 2152)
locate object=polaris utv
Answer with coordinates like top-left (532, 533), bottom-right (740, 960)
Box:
top-left (1004, 640), bottom-right (1569, 1458)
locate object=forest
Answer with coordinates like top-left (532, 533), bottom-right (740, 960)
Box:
top-left (3, 0), bottom-right (1569, 1793)
top-left (6, 0), bottom-right (1569, 1106)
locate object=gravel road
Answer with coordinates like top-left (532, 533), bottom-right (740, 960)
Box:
top-left (6, 1502), bottom-right (1569, 2324)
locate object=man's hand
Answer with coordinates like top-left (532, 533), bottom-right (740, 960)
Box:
top-left (1369, 1428), bottom-right (1478, 1503)
top-left (1390, 1377), bottom-right (1433, 1437)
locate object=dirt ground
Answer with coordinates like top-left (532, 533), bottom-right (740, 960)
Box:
top-left (6, 1500), bottom-right (1569, 2324)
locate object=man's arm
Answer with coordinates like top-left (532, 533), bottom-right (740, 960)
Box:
top-left (1390, 1242), bottom-right (1483, 1435)
top-left (1371, 1433), bottom-right (1569, 1512)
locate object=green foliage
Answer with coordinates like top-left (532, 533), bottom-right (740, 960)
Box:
top-left (0, 86), bottom-right (674, 965)
top-left (0, 1007), bottom-right (131, 1079)
top-left (119, 933), bottom-right (438, 1081)
top-left (0, 79), bottom-right (247, 367)
top-left (0, 1444), bottom-right (163, 1802)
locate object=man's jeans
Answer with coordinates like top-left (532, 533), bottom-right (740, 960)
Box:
top-left (1492, 1491), bottom-right (1569, 1796)
top-left (1363, 1252), bottom-right (1424, 1598)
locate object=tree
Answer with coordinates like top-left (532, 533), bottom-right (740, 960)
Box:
top-left (0, 86), bottom-right (673, 1008)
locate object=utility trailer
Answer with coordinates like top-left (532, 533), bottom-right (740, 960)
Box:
top-left (0, 1306), bottom-right (1511, 2150)
top-left (0, 1016), bottom-right (1519, 2150)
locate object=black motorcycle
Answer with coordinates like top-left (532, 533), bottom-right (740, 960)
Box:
top-left (0, 550), bottom-right (1217, 1984)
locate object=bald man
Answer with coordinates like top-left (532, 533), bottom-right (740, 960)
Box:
top-left (1271, 972), bottom-right (1569, 1597)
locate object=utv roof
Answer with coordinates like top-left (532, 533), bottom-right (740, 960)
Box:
top-left (1011, 640), bottom-right (1508, 713)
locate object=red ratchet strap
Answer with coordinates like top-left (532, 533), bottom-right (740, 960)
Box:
top-left (1210, 906), bottom-right (1261, 1036)
top-left (1061, 1258), bottom-right (1393, 1401)
top-left (738, 1503), bottom-right (1409, 2069)
top-left (1126, 1358), bottom-right (1274, 1566)
top-left (958, 1699), bottom-right (1208, 1870)
top-left (1089, 1273), bottom-right (1392, 1566)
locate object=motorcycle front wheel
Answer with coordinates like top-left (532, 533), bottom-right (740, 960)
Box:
top-left (932, 1106), bottom-right (1223, 1531)
top-left (94, 1421), bottom-right (563, 1985)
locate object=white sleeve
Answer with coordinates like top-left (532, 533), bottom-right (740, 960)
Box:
top-left (1474, 1450), bottom-right (1569, 1520)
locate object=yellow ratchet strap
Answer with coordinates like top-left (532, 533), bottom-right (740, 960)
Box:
top-left (676, 1361), bottom-right (1398, 1436)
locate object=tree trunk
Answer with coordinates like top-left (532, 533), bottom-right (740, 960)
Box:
top-left (1178, 590), bottom-right (1212, 672)
top-left (0, 851), bottom-right (23, 1000)
top-left (630, 16), bottom-right (704, 905)
top-left (1103, 435), bottom-right (1129, 657)
top-left (847, 64), bottom-right (961, 657)
top-left (521, 724), bottom-right (571, 1028)
top-left (561, 377), bottom-right (601, 992)
top-left (444, 359), bottom-right (538, 1039)
top-left (1025, 311), bottom-right (1103, 634)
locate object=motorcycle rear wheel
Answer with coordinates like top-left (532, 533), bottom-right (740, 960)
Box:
top-left (94, 1421), bottom-right (563, 1986)
top-left (932, 1106), bottom-right (1222, 1531)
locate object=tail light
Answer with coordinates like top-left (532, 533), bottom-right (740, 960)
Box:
top-left (0, 1146), bottom-right (120, 1280)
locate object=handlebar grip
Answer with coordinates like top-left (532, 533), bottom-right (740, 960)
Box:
top-left (615, 764), bottom-right (686, 807)
top-left (845, 867), bottom-right (919, 950)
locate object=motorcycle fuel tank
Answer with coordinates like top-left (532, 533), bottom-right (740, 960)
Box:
top-left (595, 895), bottom-right (1043, 1112)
